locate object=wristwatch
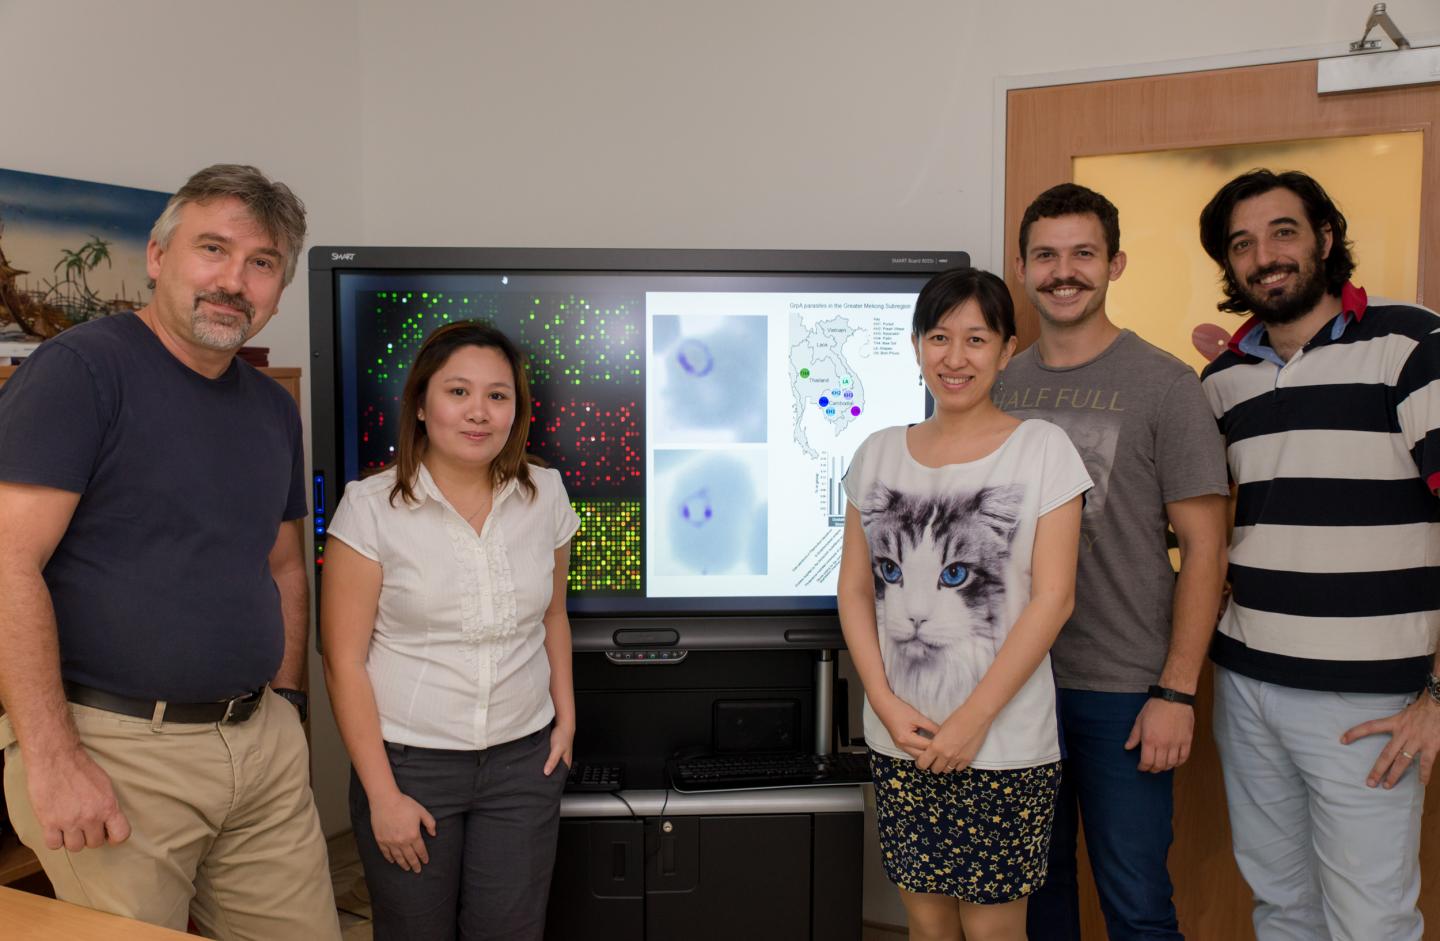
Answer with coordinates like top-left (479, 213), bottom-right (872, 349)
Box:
top-left (273, 687), bottom-right (309, 723)
top-left (1424, 672), bottom-right (1440, 706)
top-left (1147, 685), bottom-right (1197, 707)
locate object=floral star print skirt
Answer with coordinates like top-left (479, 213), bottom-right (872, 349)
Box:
top-left (870, 753), bottom-right (1061, 903)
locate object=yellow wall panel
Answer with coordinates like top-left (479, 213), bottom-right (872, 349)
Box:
top-left (1075, 133), bottom-right (1422, 372)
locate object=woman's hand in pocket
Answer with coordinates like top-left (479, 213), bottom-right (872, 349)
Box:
top-left (371, 790), bottom-right (437, 872)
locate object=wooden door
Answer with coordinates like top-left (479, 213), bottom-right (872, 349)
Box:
top-left (1004, 60), bottom-right (1440, 939)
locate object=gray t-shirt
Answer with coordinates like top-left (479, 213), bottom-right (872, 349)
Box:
top-left (998, 330), bottom-right (1228, 692)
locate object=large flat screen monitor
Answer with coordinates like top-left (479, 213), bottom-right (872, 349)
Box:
top-left (309, 248), bottom-right (962, 650)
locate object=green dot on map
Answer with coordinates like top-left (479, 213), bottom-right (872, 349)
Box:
top-left (799, 368), bottom-right (810, 378)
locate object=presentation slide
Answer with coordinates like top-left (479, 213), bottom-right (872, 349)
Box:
top-left (645, 292), bottom-right (926, 599)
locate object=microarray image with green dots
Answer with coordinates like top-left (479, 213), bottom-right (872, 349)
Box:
top-left (351, 288), bottom-right (646, 597)
top-left (568, 500), bottom-right (642, 593)
top-left (354, 289), bottom-right (643, 474)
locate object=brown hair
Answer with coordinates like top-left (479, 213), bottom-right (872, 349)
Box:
top-left (151, 164), bottom-right (307, 285)
top-left (389, 320), bottom-right (537, 507)
top-left (1019, 182), bottom-right (1120, 260)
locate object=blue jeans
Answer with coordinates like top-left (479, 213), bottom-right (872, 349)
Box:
top-left (1026, 690), bottom-right (1181, 941)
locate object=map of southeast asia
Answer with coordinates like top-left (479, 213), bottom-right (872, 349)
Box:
top-left (790, 314), bottom-right (866, 459)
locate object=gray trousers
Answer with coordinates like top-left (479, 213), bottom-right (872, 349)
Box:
top-left (1213, 668), bottom-right (1424, 941)
top-left (351, 724), bottom-right (567, 941)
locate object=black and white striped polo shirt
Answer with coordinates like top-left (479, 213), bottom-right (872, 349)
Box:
top-left (1201, 283), bottom-right (1440, 693)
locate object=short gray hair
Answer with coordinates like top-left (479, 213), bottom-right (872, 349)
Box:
top-left (150, 164), bottom-right (307, 286)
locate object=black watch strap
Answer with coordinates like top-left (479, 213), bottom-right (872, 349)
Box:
top-left (273, 687), bottom-right (309, 723)
top-left (1148, 685), bottom-right (1196, 706)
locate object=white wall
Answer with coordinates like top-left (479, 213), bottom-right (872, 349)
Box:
top-left (356, 0), bottom-right (1440, 268)
top-left (8, 0), bottom-right (1440, 923)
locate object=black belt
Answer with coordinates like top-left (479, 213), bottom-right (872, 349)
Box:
top-left (63, 681), bottom-right (266, 724)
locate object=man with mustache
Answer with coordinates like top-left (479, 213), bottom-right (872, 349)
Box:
top-left (0, 165), bottom-right (340, 939)
top-left (1001, 183), bottom-right (1229, 941)
top-left (1198, 169), bottom-right (1439, 941)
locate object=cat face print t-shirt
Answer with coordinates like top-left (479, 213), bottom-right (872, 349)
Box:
top-left (843, 420), bottom-right (1092, 769)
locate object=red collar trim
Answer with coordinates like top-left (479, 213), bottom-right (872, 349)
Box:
top-left (1226, 316), bottom-right (1263, 356)
top-left (1341, 282), bottom-right (1368, 321)
top-left (1225, 281), bottom-right (1368, 356)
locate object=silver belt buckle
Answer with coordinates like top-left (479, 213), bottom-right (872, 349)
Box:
top-left (221, 692), bottom-right (258, 723)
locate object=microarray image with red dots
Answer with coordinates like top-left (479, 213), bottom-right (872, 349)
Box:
top-left (530, 399), bottom-right (642, 493)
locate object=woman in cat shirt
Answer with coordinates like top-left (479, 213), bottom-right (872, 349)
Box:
top-left (839, 267), bottom-right (1090, 941)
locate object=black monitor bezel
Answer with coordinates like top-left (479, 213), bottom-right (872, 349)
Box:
top-left (308, 246), bottom-right (966, 650)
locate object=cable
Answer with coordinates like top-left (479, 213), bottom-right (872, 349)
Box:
top-left (610, 790), bottom-right (638, 819)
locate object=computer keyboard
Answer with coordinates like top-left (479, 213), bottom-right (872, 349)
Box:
top-left (668, 751), bottom-right (872, 792)
top-left (566, 762), bottom-right (625, 793)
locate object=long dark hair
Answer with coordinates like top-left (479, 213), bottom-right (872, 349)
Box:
top-left (389, 320), bottom-right (537, 507)
top-left (1198, 169), bottom-right (1356, 314)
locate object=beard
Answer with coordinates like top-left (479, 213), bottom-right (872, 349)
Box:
top-left (190, 290), bottom-right (254, 351)
top-left (1232, 241), bottom-right (1329, 326)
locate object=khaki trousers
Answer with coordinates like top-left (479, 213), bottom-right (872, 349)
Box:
top-left (1, 688), bottom-right (341, 941)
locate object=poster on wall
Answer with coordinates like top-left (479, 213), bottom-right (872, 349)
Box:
top-left (0, 168), bottom-right (171, 362)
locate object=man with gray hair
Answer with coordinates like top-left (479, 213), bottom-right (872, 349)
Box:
top-left (0, 164), bottom-right (340, 939)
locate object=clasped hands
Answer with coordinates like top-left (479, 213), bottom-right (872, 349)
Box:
top-left (874, 694), bottom-right (990, 774)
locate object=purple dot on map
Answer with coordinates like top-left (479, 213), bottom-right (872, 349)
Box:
top-left (850, 406), bottom-right (861, 416)
top-left (818, 396), bottom-right (830, 407)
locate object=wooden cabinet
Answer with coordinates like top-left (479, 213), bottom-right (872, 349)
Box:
top-left (0, 833), bottom-right (42, 888)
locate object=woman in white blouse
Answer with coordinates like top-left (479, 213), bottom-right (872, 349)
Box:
top-left (322, 321), bottom-right (579, 941)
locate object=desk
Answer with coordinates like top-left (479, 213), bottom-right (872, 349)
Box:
top-left (548, 785), bottom-right (863, 941)
top-left (0, 885), bottom-right (193, 940)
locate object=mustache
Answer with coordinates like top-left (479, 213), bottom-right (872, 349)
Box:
top-left (194, 290), bottom-right (254, 320)
top-left (1039, 276), bottom-right (1092, 292)
top-left (1248, 262), bottom-right (1298, 287)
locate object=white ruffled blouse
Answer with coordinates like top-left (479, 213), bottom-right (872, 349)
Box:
top-left (327, 462), bottom-right (580, 750)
